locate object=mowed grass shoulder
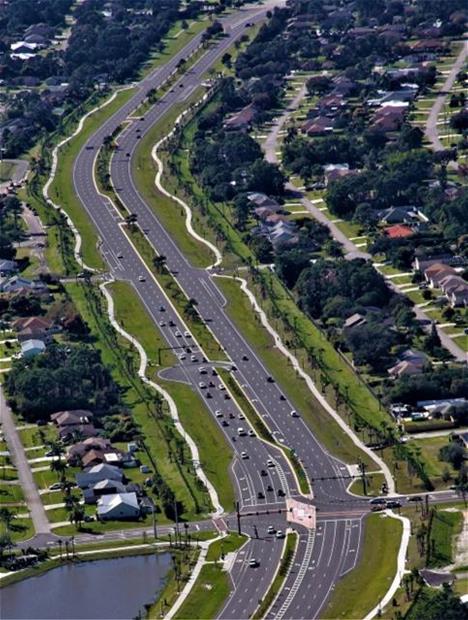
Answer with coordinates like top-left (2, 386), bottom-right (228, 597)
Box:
top-left (323, 513), bottom-right (402, 619)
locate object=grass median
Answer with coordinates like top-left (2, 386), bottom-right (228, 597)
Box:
top-left (174, 562), bottom-right (231, 620)
top-left (324, 513), bottom-right (402, 619)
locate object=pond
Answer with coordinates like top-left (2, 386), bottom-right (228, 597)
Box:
top-left (1, 552), bottom-right (172, 619)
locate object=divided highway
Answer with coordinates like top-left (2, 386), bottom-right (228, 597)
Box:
top-left (70, 3), bottom-right (372, 617)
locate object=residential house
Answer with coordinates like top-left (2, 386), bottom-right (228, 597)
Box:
top-left (301, 116), bottom-right (335, 136)
top-left (0, 259), bottom-right (17, 276)
top-left (371, 105), bottom-right (407, 133)
top-left (247, 193), bottom-right (281, 210)
top-left (254, 206), bottom-right (281, 220)
top-left (324, 164), bottom-right (357, 186)
top-left (378, 206), bottom-right (419, 225)
top-left (424, 263), bottom-right (457, 287)
top-left (20, 339), bottom-right (46, 358)
top-left (224, 104), bottom-right (257, 131)
top-left (13, 316), bottom-right (57, 343)
top-left (385, 224), bottom-right (414, 239)
top-left (97, 492), bottom-right (140, 520)
top-left (76, 463), bottom-right (123, 489)
top-left (388, 350), bottom-right (428, 378)
top-left (0, 276), bottom-right (47, 293)
top-left (66, 437), bottom-right (113, 465)
top-left (268, 221), bottom-right (299, 249)
top-left (343, 313), bottom-right (367, 330)
top-left (51, 410), bottom-right (94, 427)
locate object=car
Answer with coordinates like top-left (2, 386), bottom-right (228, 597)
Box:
top-left (199, 382), bottom-right (206, 389)
top-left (260, 469), bottom-right (267, 477)
top-left (266, 376), bottom-right (275, 383)
top-left (241, 451), bottom-right (248, 459)
top-left (184, 330), bottom-right (191, 337)
top-left (159, 305), bottom-right (165, 312)
top-left (276, 530), bottom-right (285, 539)
top-left (248, 558), bottom-right (258, 567)
top-left (242, 355), bottom-right (249, 361)
top-left (267, 459), bottom-right (275, 468)
top-left (386, 500), bottom-right (401, 509)
top-left (126, 152), bottom-right (130, 157)
top-left (85, 145), bottom-right (94, 150)
top-left (209, 381), bottom-right (215, 388)
top-left (248, 429), bottom-right (255, 437)
top-left (371, 504), bottom-right (385, 512)
top-left (238, 413), bottom-right (245, 420)
top-left (369, 497), bottom-right (386, 505)
top-left (211, 368), bottom-right (218, 376)
top-left (190, 355), bottom-right (197, 362)
top-left (159, 320), bottom-right (166, 327)
top-left (116, 252), bottom-right (123, 259)
top-left (407, 495), bottom-right (422, 502)
top-left (277, 489), bottom-right (285, 497)
top-left (199, 367), bottom-right (207, 374)
top-left (224, 394), bottom-right (230, 400)
top-left (229, 413), bottom-right (235, 419)
top-left (266, 484), bottom-right (273, 492)
top-left (267, 525), bottom-right (275, 534)
top-left (49, 482), bottom-right (62, 490)
top-left (237, 427), bottom-right (246, 436)
top-left (221, 420), bottom-right (228, 427)
top-left (290, 410), bottom-right (298, 417)
top-left (218, 384), bottom-right (225, 391)
top-left (45, 450), bottom-right (56, 457)
top-left (279, 394), bottom-right (286, 401)
top-left (206, 392), bottom-right (212, 399)
top-left (175, 330), bottom-right (182, 338)
top-left (178, 353), bottom-right (186, 361)
top-left (138, 275), bottom-right (145, 282)
top-left (140, 116), bottom-right (145, 121)
top-left (215, 410), bottom-right (223, 418)
top-left (257, 491), bottom-right (265, 500)
top-left (179, 83), bottom-right (184, 88)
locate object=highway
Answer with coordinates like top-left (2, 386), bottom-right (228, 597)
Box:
top-left (69, 3), bottom-right (375, 617)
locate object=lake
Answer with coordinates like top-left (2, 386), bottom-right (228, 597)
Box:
top-left (1, 552), bottom-right (172, 619)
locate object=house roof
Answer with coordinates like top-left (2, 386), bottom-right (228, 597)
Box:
top-left (20, 339), bottom-right (46, 354)
top-left (13, 316), bottom-right (53, 331)
top-left (385, 224), bottom-right (414, 239)
top-left (388, 360), bottom-right (423, 377)
top-left (344, 313), bottom-right (367, 329)
top-left (93, 479), bottom-right (127, 492)
top-left (86, 463), bottom-right (123, 477)
top-left (51, 410), bottom-right (93, 426)
top-left (224, 104), bottom-right (256, 129)
top-left (424, 262), bottom-right (455, 277)
top-left (97, 492), bottom-right (139, 515)
top-left (82, 449), bottom-right (107, 468)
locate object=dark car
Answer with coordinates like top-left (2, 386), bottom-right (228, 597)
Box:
top-left (386, 500), bottom-right (402, 509)
top-left (408, 495), bottom-right (422, 502)
top-left (260, 469), bottom-right (267, 477)
top-left (266, 376), bottom-right (275, 383)
top-left (257, 491), bottom-right (265, 500)
top-left (277, 489), bottom-right (285, 497)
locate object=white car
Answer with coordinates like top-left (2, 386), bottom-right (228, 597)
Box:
top-left (290, 410), bottom-right (298, 417)
top-left (249, 558), bottom-right (258, 567)
top-left (248, 429), bottom-right (255, 437)
top-left (241, 451), bottom-right (248, 459)
top-left (215, 410), bottom-right (223, 418)
top-left (267, 525), bottom-right (275, 534)
top-left (184, 330), bottom-right (191, 337)
top-left (159, 320), bottom-right (166, 327)
top-left (175, 330), bottom-right (182, 338)
top-left (218, 384), bottom-right (225, 391)
top-left (117, 252), bottom-right (123, 259)
top-left (198, 367), bottom-right (207, 374)
top-left (199, 382), bottom-right (206, 389)
top-left (191, 355), bottom-right (197, 362)
top-left (138, 275), bottom-right (145, 282)
top-left (276, 530), bottom-right (285, 539)
top-left (238, 413), bottom-right (245, 420)
top-left (267, 459), bottom-right (275, 468)
top-left (178, 353), bottom-right (186, 361)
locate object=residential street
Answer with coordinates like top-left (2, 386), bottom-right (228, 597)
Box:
top-left (0, 386), bottom-right (51, 536)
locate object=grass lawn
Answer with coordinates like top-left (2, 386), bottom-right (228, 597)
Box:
top-left (0, 161), bottom-right (16, 182)
top-left (0, 483), bottom-right (24, 503)
top-left (216, 277), bottom-right (376, 469)
top-left (323, 513), bottom-right (402, 619)
top-left (49, 87), bottom-right (135, 270)
top-left (348, 472), bottom-right (386, 497)
top-left (18, 425), bottom-right (56, 449)
top-left (174, 563), bottom-right (231, 620)
top-left (427, 509), bottom-right (463, 567)
top-left (411, 436), bottom-right (459, 488)
top-left (206, 533), bottom-right (247, 561)
top-left (2, 518), bottom-right (34, 543)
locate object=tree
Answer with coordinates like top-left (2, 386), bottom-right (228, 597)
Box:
top-left (152, 255), bottom-right (167, 273)
top-left (439, 441), bottom-right (465, 470)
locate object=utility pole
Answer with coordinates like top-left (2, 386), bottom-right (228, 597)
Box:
top-left (152, 503), bottom-right (158, 540)
top-left (358, 459), bottom-right (368, 496)
top-left (174, 501), bottom-right (180, 546)
top-left (236, 501), bottom-right (241, 535)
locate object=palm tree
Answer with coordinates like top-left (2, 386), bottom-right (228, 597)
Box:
top-left (0, 507), bottom-right (16, 531)
top-left (183, 298), bottom-right (198, 320)
top-left (152, 255), bottom-right (167, 273)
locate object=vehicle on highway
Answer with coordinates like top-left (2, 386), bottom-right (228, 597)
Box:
top-left (266, 484), bottom-right (273, 492)
top-left (369, 497), bottom-right (386, 505)
top-left (407, 495), bottom-right (422, 502)
top-left (85, 145), bottom-right (94, 150)
top-left (249, 558), bottom-right (258, 567)
top-left (190, 354), bottom-right (197, 362)
top-left (159, 305), bottom-right (165, 311)
top-left (257, 491), bottom-right (264, 499)
top-left (266, 376), bottom-right (275, 383)
top-left (238, 413), bottom-right (245, 420)
top-left (267, 459), bottom-right (275, 468)
top-left (241, 451), bottom-right (248, 459)
top-left (221, 420), bottom-right (228, 427)
top-left (211, 368), bottom-right (218, 376)
top-left (138, 275), bottom-right (145, 282)
top-left (199, 382), bottom-right (206, 389)
top-left (237, 427), bottom-right (246, 436)
top-left (175, 330), bottom-right (182, 337)
top-left (198, 367), bottom-right (207, 374)
top-left (277, 489), bottom-right (285, 497)
top-left (169, 320), bottom-right (175, 327)
top-left (248, 429), bottom-right (255, 437)
top-left (242, 355), bottom-right (249, 361)
top-left (290, 410), bottom-right (298, 417)
top-left (276, 530), bottom-right (285, 539)
top-left (215, 410), bottom-right (223, 418)
top-left (159, 320), bottom-right (166, 327)
top-left (267, 525), bottom-right (275, 534)
top-left (218, 384), bottom-right (225, 390)
top-left (116, 252), bottom-right (123, 258)
top-left (386, 500), bottom-right (402, 509)
top-left (184, 330), bottom-right (191, 337)
top-left (260, 469), bottom-right (267, 477)
top-left (178, 353), bottom-right (186, 361)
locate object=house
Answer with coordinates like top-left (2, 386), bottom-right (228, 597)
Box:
top-left (449, 285), bottom-right (468, 307)
top-left (301, 116), bottom-right (335, 136)
top-left (324, 164), bottom-right (357, 186)
top-left (248, 192), bottom-right (281, 209)
top-left (343, 313), bottom-right (367, 330)
top-left (385, 224), bottom-right (414, 239)
top-left (13, 316), bottom-right (57, 342)
top-left (254, 206), bottom-right (281, 220)
top-left (423, 263), bottom-right (457, 287)
top-left (0, 260), bottom-right (18, 275)
top-left (388, 360), bottom-right (423, 378)
top-left (419, 568), bottom-right (454, 588)
top-left (76, 464), bottom-right (123, 489)
top-left (0, 276), bottom-right (47, 293)
top-left (224, 104), bottom-right (257, 131)
top-left (81, 449), bottom-right (110, 469)
top-left (371, 105), bottom-right (407, 133)
top-left (66, 437), bottom-right (113, 465)
top-left (378, 206), bottom-right (419, 225)
top-left (458, 432), bottom-right (468, 449)
top-left (20, 339), bottom-right (46, 358)
top-left (51, 410), bottom-right (94, 427)
top-left (97, 492), bottom-right (140, 521)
